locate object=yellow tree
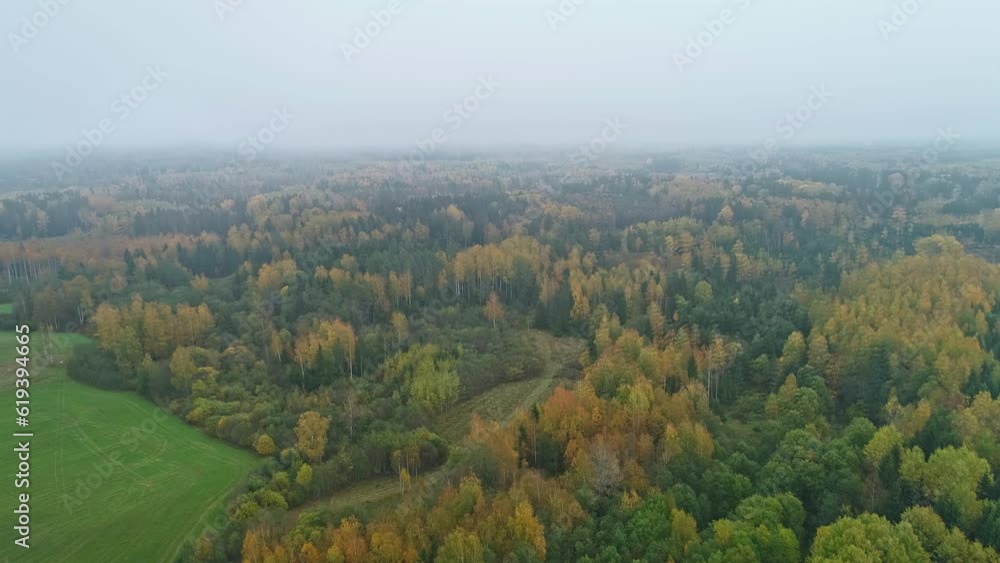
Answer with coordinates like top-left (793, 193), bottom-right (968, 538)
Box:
top-left (391, 312), bottom-right (408, 346)
top-left (510, 501), bottom-right (546, 560)
top-left (295, 411), bottom-right (330, 463)
top-left (169, 346), bottom-right (197, 392)
top-left (336, 320), bottom-right (357, 380)
top-left (330, 517), bottom-right (368, 563)
top-left (570, 282), bottom-right (590, 321)
top-left (254, 434), bottom-right (277, 456)
top-left (367, 522), bottom-right (407, 563)
top-left (484, 292), bottom-right (504, 328)
top-left (647, 302), bottom-right (665, 341)
top-left (292, 331), bottom-right (320, 388)
top-left (299, 542), bottom-right (321, 563)
top-left (399, 467), bottom-right (411, 494)
top-left (436, 529), bottom-right (484, 563)
top-left (241, 530), bottom-right (264, 563)
top-left (93, 303), bottom-right (123, 351)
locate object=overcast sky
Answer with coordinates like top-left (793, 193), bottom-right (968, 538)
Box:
top-left (2, 0), bottom-right (998, 157)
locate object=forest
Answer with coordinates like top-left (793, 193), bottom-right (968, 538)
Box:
top-left (4, 147), bottom-right (1000, 562)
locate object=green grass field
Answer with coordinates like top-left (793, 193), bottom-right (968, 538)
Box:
top-left (0, 332), bottom-right (259, 563)
top-left (0, 303), bottom-right (12, 315)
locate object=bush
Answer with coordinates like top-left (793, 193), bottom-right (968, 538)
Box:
top-left (67, 343), bottom-right (125, 390)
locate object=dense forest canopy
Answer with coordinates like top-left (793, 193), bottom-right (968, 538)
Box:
top-left (4, 148), bottom-right (1000, 562)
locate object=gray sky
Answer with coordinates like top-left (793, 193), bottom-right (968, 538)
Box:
top-left (2, 0), bottom-right (998, 157)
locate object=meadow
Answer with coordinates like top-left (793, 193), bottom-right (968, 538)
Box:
top-left (286, 331), bottom-right (584, 523)
top-left (0, 332), bottom-right (258, 563)
top-left (434, 331), bottom-right (584, 439)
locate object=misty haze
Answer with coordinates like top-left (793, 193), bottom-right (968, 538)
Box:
top-left (2, 1), bottom-right (1000, 563)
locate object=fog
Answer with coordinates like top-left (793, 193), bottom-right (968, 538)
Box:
top-left (2, 0), bottom-right (998, 156)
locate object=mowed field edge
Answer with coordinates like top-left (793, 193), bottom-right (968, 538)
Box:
top-left (0, 331), bottom-right (259, 563)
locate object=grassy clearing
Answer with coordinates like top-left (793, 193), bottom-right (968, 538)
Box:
top-left (434, 330), bottom-right (584, 443)
top-left (287, 467), bottom-right (450, 528)
top-left (0, 332), bottom-right (259, 563)
top-left (292, 331), bottom-right (584, 522)
top-left (434, 377), bottom-right (562, 443)
top-left (291, 475), bottom-right (402, 523)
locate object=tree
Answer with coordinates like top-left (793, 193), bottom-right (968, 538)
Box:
top-left (391, 311), bottom-right (408, 346)
top-left (330, 517), bottom-right (368, 563)
top-left (242, 530), bottom-right (264, 563)
top-left (690, 494), bottom-right (802, 563)
top-left (67, 342), bottom-right (124, 390)
top-left (367, 522), bottom-right (408, 563)
top-left (484, 291), bottom-right (505, 328)
top-left (865, 426), bottom-right (904, 469)
top-left (389, 345), bottom-right (461, 413)
top-left (296, 462), bottom-right (313, 488)
top-left (670, 508), bottom-right (699, 559)
top-left (436, 529), bottom-right (484, 563)
top-left (399, 467), bottom-right (411, 493)
top-left (694, 280), bottom-right (714, 304)
top-left (254, 434), bottom-right (276, 456)
top-left (169, 346), bottom-right (197, 392)
top-left (809, 514), bottom-right (930, 563)
top-left (780, 331), bottom-right (807, 374)
top-left (589, 442), bottom-right (623, 496)
top-left (194, 534), bottom-right (215, 562)
top-left (902, 506), bottom-right (1000, 563)
top-left (300, 542), bottom-right (321, 563)
top-left (648, 302), bottom-right (666, 340)
top-left (510, 501), bottom-right (546, 560)
top-left (807, 332), bottom-right (830, 371)
top-left (917, 446), bottom-right (992, 529)
top-left (259, 490), bottom-right (288, 511)
top-left (295, 411), bottom-right (330, 463)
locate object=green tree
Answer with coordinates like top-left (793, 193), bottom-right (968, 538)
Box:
top-left (694, 280), bottom-right (714, 305)
top-left (296, 463), bottom-right (313, 488)
top-left (809, 514), bottom-right (930, 563)
top-left (780, 331), bottom-right (807, 374)
top-left (902, 506), bottom-right (1000, 563)
top-left (388, 345), bottom-right (460, 413)
top-left (169, 346), bottom-right (197, 392)
top-left (436, 528), bottom-right (484, 563)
